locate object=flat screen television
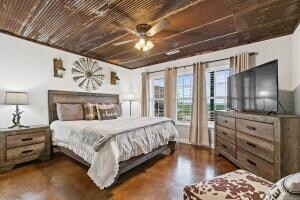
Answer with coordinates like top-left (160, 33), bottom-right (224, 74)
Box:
top-left (227, 60), bottom-right (278, 113)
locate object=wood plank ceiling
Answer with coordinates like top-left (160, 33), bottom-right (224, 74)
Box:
top-left (0, 0), bottom-right (299, 69)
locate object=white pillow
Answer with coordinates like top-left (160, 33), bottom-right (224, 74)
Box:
top-left (264, 172), bottom-right (300, 200)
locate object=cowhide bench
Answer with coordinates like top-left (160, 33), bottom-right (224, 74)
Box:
top-left (183, 170), bottom-right (273, 200)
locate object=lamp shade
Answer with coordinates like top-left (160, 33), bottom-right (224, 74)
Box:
top-left (5, 92), bottom-right (29, 105)
top-left (127, 94), bottom-right (135, 101)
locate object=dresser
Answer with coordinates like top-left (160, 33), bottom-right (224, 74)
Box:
top-left (215, 111), bottom-right (300, 182)
top-left (0, 125), bottom-right (51, 173)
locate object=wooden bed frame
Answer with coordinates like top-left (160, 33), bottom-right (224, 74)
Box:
top-left (48, 90), bottom-right (176, 179)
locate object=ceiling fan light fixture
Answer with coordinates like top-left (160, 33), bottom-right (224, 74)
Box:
top-left (135, 39), bottom-right (154, 52)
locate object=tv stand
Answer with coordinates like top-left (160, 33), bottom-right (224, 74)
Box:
top-left (215, 110), bottom-right (300, 182)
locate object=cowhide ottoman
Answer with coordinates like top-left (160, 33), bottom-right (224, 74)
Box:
top-left (184, 170), bottom-right (273, 200)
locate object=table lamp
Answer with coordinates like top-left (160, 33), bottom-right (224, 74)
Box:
top-left (125, 94), bottom-right (135, 116)
top-left (5, 92), bottom-right (30, 128)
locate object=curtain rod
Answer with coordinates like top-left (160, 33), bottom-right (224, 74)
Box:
top-left (146, 52), bottom-right (257, 74)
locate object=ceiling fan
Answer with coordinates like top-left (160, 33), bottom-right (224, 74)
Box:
top-left (112, 18), bottom-right (178, 52)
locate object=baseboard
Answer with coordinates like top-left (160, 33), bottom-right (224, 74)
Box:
top-left (177, 138), bottom-right (191, 144)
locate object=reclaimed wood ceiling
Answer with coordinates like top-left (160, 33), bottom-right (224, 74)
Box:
top-left (0, 0), bottom-right (299, 69)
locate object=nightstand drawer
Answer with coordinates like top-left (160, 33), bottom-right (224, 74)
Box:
top-left (6, 132), bottom-right (46, 148)
top-left (6, 143), bottom-right (46, 161)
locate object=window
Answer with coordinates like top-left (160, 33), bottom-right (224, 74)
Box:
top-left (176, 74), bottom-right (193, 123)
top-left (206, 68), bottom-right (230, 121)
top-left (153, 78), bottom-right (164, 117)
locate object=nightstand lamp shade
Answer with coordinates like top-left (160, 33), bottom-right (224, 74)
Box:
top-left (5, 92), bottom-right (29, 105)
top-left (5, 92), bottom-right (29, 129)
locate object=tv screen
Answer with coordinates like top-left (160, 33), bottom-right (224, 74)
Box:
top-left (227, 60), bottom-right (278, 112)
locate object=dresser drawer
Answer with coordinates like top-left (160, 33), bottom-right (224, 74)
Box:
top-left (237, 132), bottom-right (274, 163)
top-left (216, 115), bottom-right (235, 129)
top-left (216, 137), bottom-right (236, 158)
top-left (6, 132), bottom-right (46, 148)
top-left (237, 148), bottom-right (274, 181)
top-left (216, 125), bottom-right (236, 144)
top-left (236, 119), bottom-right (274, 142)
top-left (6, 143), bottom-right (46, 161)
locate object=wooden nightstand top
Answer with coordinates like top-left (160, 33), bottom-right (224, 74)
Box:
top-left (0, 125), bottom-right (49, 134)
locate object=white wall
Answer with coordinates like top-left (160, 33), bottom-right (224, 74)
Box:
top-left (131, 35), bottom-right (293, 117)
top-left (0, 30), bottom-right (297, 131)
top-left (0, 33), bottom-right (134, 128)
top-left (292, 24), bottom-right (300, 114)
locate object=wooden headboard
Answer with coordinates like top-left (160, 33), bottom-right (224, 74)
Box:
top-left (48, 90), bottom-right (119, 124)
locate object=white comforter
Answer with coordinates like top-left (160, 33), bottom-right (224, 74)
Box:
top-left (50, 117), bottom-right (178, 189)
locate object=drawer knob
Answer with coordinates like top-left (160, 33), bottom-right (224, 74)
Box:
top-left (247, 126), bottom-right (256, 131)
top-left (222, 144), bottom-right (228, 149)
top-left (222, 132), bottom-right (227, 135)
top-left (22, 150), bottom-right (33, 154)
top-left (224, 120), bottom-right (228, 123)
top-left (22, 138), bottom-right (33, 142)
top-left (246, 142), bottom-right (256, 148)
top-left (247, 159), bottom-right (257, 167)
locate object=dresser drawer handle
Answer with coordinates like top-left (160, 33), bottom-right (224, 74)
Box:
top-left (246, 142), bottom-right (256, 148)
top-left (221, 144), bottom-right (228, 149)
top-left (224, 120), bottom-right (228, 123)
top-left (22, 138), bottom-right (33, 142)
top-left (247, 159), bottom-right (257, 167)
top-left (246, 126), bottom-right (256, 131)
top-left (222, 132), bottom-right (227, 135)
top-left (22, 150), bottom-right (33, 154)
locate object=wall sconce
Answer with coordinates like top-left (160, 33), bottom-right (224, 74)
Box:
top-left (111, 71), bottom-right (120, 85)
top-left (53, 58), bottom-right (66, 78)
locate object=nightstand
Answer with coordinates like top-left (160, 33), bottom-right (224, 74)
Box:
top-left (0, 125), bottom-right (51, 173)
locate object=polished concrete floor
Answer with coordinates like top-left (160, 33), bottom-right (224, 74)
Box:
top-left (0, 143), bottom-right (238, 200)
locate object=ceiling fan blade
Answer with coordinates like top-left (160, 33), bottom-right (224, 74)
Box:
top-left (113, 39), bottom-right (137, 46)
top-left (155, 38), bottom-right (179, 48)
top-left (147, 18), bottom-right (171, 37)
top-left (112, 21), bottom-right (139, 36)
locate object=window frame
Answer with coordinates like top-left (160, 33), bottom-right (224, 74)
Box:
top-left (206, 65), bottom-right (230, 121)
top-left (176, 72), bottom-right (193, 125)
top-left (150, 76), bottom-right (165, 117)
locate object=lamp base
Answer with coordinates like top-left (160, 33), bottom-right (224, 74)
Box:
top-left (8, 105), bottom-right (30, 129)
top-left (8, 124), bottom-right (30, 129)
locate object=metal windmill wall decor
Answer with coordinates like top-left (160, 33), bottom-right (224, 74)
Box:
top-left (72, 58), bottom-right (105, 91)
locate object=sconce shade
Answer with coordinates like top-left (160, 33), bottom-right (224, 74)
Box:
top-left (5, 92), bottom-right (29, 105)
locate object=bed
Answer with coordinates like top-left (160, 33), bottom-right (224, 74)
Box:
top-left (48, 90), bottom-right (177, 189)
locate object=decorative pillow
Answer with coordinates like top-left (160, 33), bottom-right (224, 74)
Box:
top-left (96, 104), bottom-right (118, 120)
top-left (114, 103), bottom-right (123, 117)
top-left (264, 172), bottom-right (300, 200)
top-left (57, 103), bottom-right (83, 121)
top-left (83, 103), bottom-right (98, 120)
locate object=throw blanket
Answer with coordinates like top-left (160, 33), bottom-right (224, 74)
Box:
top-left (70, 117), bottom-right (175, 152)
top-left (51, 117), bottom-right (178, 189)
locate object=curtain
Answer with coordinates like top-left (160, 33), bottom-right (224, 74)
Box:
top-left (141, 72), bottom-right (150, 117)
top-left (230, 52), bottom-right (250, 75)
top-left (189, 62), bottom-right (209, 147)
top-left (164, 68), bottom-right (177, 119)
